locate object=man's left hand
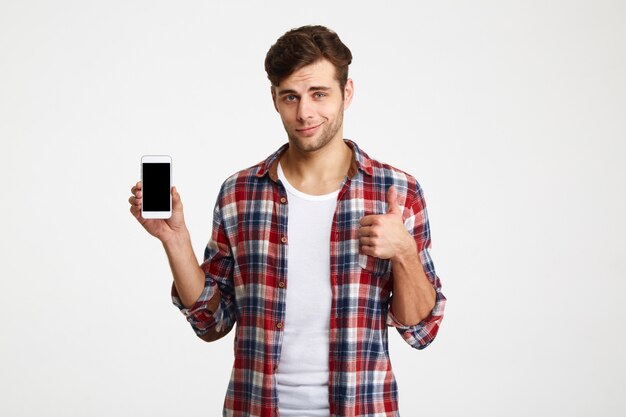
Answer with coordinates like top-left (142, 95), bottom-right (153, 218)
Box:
top-left (359, 186), bottom-right (417, 261)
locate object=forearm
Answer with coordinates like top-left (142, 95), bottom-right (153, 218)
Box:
top-left (390, 245), bottom-right (436, 326)
top-left (162, 230), bottom-right (206, 309)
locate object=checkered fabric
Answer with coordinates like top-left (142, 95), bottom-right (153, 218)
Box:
top-left (172, 139), bottom-right (446, 417)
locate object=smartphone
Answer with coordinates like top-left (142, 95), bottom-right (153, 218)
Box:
top-left (141, 155), bottom-right (172, 219)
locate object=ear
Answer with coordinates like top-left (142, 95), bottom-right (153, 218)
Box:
top-left (271, 86), bottom-right (279, 112)
top-left (343, 78), bottom-right (354, 110)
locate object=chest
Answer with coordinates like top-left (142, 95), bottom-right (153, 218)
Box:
top-left (228, 179), bottom-right (392, 280)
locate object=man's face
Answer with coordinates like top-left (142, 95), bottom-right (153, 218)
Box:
top-left (272, 59), bottom-right (353, 153)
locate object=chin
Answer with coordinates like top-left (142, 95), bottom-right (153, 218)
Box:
top-left (290, 135), bottom-right (330, 153)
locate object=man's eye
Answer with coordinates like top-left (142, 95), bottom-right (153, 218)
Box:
top-left (314, 92), bottom-right (326, 98)
top-left (285, 95), bottom-right (297, 102)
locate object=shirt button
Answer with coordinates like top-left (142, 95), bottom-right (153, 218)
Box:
top-left (278, 281), bottom-right (285, 288)
top-left (280, 236), bottom-right (287, 243)
top-left (280, 196), bottom-right (287, 204)
top-left (276, 322), bottom-right (283, 329)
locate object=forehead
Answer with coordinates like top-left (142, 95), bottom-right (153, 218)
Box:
top-left (278, 59), bottom-right (340, 91)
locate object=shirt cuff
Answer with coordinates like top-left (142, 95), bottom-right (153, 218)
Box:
top-left (386, 303), bottom-right (438, 329)
top-left (171, 280), bottom-right (218, 318)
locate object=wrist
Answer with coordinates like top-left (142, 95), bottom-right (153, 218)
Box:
top-left (162, 229), bottom-right (191, 252)
top-left (391, 237), bottom-right (418, 265)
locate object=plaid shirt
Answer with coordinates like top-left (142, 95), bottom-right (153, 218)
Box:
top-left (172, 139), bottom-right (446, 417)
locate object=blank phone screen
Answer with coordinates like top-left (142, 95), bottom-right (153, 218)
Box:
top-left (142, 163), bottom-right (170, 211)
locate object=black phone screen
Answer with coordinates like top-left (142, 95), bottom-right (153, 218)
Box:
top-left (142, 162), bottom-right (170, 211)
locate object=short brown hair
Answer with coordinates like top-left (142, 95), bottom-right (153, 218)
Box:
top-left (265, 25), bottom-right (353, 92)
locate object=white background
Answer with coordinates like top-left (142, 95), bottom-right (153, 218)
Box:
top-left (1, 1), bottom-right (625, 416)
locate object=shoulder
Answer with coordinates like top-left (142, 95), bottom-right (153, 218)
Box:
top-left (359, 146), bottom-right (424, 206)
top-left (371, 157), bottom-right (420, 190)
top-left (215, 159), bottom-right (271, 206)
top-left (217, 142), bottom-right (287, 199)
top-left (222, 160), bottom-right (265, 188)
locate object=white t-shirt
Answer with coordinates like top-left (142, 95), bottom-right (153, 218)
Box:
top-left (275, 162), bottom-right (339, 416)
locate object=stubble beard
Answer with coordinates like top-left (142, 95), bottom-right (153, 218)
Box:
top-left (286, 110), bottom-right (344, 154)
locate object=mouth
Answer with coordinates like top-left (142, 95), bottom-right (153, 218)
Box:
top-left (295, 122), bottom-right (323, 136)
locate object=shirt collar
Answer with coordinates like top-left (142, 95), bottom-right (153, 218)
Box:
top-left (255, 139), bottom-right (374, 181)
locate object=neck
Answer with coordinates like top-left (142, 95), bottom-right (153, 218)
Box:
top-left (279, 136), bottom-right (352, 195)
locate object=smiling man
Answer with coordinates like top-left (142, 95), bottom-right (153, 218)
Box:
top-left (129, 25), bottom-right (445, 417)
top-left (273, 59), bottom-right (347, 154)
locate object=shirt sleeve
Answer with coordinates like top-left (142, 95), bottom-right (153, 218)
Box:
top-left (171, 194), bottom-right (237, 341)
top-left (386, 180), bottom-right (446, 349)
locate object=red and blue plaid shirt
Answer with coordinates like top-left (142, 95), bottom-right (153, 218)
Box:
top-left (172, 139), bottom-right (446, 417)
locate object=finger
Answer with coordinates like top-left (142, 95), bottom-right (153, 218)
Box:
top-left (130, 204), bottom-right (148, 223)
top-left (131, 181), bottom-right (142, 194)
top-left (358, 226), bottom-right (375, 237)
top-left (128, 196), bottom-right (141, 206)
top-left (130, 204), bottom-right (141, 219)
top-left (386, 185), bottom-right (400, 215)
top-left (359, 215), bottom-right (377, 226)
top-left (360, 245), bottom-right (376, 257)
top-left (359, 236), bottom-right (376, 246)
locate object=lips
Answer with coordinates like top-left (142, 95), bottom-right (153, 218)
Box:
top-left (296, 122), bottom-right (323, 136)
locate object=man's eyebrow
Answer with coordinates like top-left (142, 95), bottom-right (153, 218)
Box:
top-left (309, 86), bottom-right (331, 91)
top-left (277, 89), bottom-right (298, 96)
top-left (277, 86), bottom-right (332, 96)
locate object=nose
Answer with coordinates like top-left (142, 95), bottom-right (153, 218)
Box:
top-left (296, 96), bottom-right (313, 121)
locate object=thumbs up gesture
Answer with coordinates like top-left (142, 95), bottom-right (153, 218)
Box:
top-left (359, 186), bottom-right (417, 261)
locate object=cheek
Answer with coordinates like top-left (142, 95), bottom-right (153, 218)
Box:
top-left (327, 100), bottom-right (344, 114)
top-left (277, 107), bottom-right (295, 122)
top-left (315, 105), bottom-right (332, 120)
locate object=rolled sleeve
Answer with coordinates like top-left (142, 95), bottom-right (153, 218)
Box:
top-left (171, 195), bottom-right (237, 340)
top-left (387, 274), bottom-right (446, 349)
top-left (387, 180), bottom-right (446, 349)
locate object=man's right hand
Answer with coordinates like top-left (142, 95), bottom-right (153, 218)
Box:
top-left (128, 181), bottom-right (188, 244)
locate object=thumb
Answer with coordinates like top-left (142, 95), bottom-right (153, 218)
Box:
top-left (172, 186), bottom-right (183, 211)
top-left (386, 185), bottom-right (401, 215)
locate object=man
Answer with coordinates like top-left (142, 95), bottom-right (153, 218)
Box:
top-left (129, 25), bottom-right (445, 417)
